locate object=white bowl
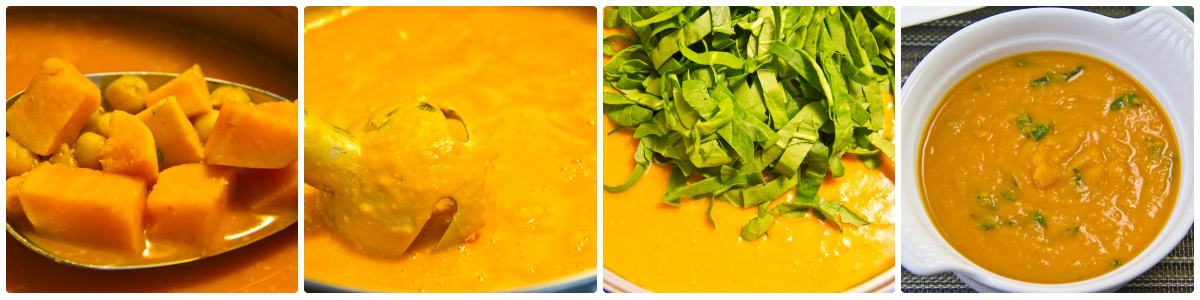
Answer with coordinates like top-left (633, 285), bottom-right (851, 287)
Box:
top-left (900, 7), bottom-right (1194, 292)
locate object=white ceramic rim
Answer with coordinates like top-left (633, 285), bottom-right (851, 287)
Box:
top-left (900, 6), bottom-right (983, 28)
top-left (899, 7), bottom-right (1194, 292)
top-left (601, 266), bottom-right (896, 293)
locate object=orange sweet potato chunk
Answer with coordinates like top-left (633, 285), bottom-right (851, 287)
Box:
top-left (6, 58), bottom-right (101, 155)
top-left (18, 163), bottom-right (147, 254)
top-left (236, 159), bottom-right (298, 212)
top-left (147, 163), bottom-right (236, 249)
top-left (100, 111), bottom-right (159, 183)
top-left (204, 101), bottom-right (298, 169)
top-left (144, 64), bottom-right (212, 117)
top-left (137, 96), bottom-right (205, 169)
top-left (6, 174), bottom-right (26, 221)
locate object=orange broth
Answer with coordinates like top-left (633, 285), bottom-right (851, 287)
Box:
top-left (303, 7), bottom-right (597, 292)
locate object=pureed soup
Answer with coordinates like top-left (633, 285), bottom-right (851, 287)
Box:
top-left (920, 51), bottom-right (1180, 283)
top-left (303, 7), bottom-right (596, 292)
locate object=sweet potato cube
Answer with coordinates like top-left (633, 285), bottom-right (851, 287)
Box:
top-left (144, 64), bottom-right (212, 117)
top-left (6, 58), bottom-right (101, 156)
top-left (204, 101), bottom-right (298, 169)
top-left (100, 111), bottom-right (159, 183)
top-left (18, 163), bottom-right (147, 253)
top-left (146, 163), bottom-right (237, 249)
top-left (137, 96), bottom-right (205, 169)
top-left (236, 159), bottom-right (298, 212)
top-left (6, 174), bottom-right (27, 221)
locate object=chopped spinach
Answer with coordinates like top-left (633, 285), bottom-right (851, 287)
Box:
top-left (1031, 210), bottom-right (1047, 227)
top-left (975, 192), bottom-right (997, 211)
top-left (1111, 93), bottom-right (1140, 110)
top-left (604, 6), bottom-right (894, 240)
top-left (1061, 66), bottom-right (1083, 80)
top-left (1030, 76), bottom-right (1049, 86)
top-left (1000, 191), bottom-right (1017, 202)
top-left (972, 214), bottom-right (999, 230)
top-left (1016, 113), bottom-right (1052, 141)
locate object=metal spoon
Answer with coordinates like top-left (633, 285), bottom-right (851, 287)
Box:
top-left (5, 72), bottom-right (296, 270)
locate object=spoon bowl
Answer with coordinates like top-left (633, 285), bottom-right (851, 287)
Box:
top-left (6, 72), bottom-right (296, 270)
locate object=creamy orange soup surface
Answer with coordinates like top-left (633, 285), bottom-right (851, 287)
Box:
top-left (303, 7), bottom-right (597, 292)
top-left (920, 51), bottom-right (1179, 283)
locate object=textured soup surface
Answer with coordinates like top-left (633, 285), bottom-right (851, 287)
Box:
top-left (303, 7), bottom-right (597, 292)
top-left (6, 11), bottom-right (298, 292)
top-left (603, 120), bottom-right (896, 292)
top-left (921, 51), bottom-right (1179, 284)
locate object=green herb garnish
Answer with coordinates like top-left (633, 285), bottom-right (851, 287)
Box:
top-left (1000, 191), bottom-right (1016, 202)
top-left (1016, 113), bottom-right (1052, 141)
top-left (1030, 76), bottom-right (1049, 86)
top-left (1110, 93), bottom-right (1139, 110)
top-left (972, 214), bottom-right (999, 230)
top-left (603, 6), bottom-right (894, 240)
top-left (975, 192), bottom-right (997, 211)
top-left (156, 148), bottom-right (165, 165)
top-left (1031, 210), bottom-right (1047, 227)
top-left (1061, 66), bottom-right (1083, 80)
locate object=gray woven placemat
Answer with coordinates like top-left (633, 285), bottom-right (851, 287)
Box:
top-left (899, 6), bottom-right (1195, 293)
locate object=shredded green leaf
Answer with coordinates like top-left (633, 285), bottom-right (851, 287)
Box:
top-left (1016, 113), bottom-right (1052, 141)
top-left (1062, 66), bottom-right (1084, 80)
top-left (603, 6), bottom-right (894, 240)
top-left (1111, 93), bottom-right (1140, 110)
top-left (1032, 210), bottom-right (1047, 227)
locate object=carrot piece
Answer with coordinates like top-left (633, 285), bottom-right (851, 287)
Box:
top-left (18, 163), bottom-right (147, 253)
top-left (204, 101), bottom-right (298, 168)
top-left (136, 96), bottom-right (205, 169)
top-left (5, 58), bottom-right (101, 155)
top-left (146, 163), bottom-right (237, 249)
top-left (100, 111), bottom-right (159, 183)
top-left (236, 159), bottom-right (298, 212)
top-left (144, 64), bottom-right (212, 117)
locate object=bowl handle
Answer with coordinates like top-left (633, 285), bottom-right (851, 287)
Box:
top-left (899, 196), bottom-right (964, 275)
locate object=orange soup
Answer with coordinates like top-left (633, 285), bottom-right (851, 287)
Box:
top-left (303, 6), bottom-right (596, 292)
top-left (604, 132), bottom-right (896, 292)
top-left (6, 8), bottom-right (297, 292)
top-left (920, 51), bottom-right (1179, 283)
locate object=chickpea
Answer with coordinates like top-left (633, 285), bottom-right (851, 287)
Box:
top-left (191, 110), bottom-right (221, 143)
top-left (104, 75), bottom-right (148, 114)
top-left (48, 143), bottom-right (77, 167)
top-left (81, 111), bottom-right (112, 138)
top-left (6, 137), bottom-right (39, 178)
top-left (75, 132), bottom-right (107, 170)
top-left (211, 86), bottom-right (251, 109)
